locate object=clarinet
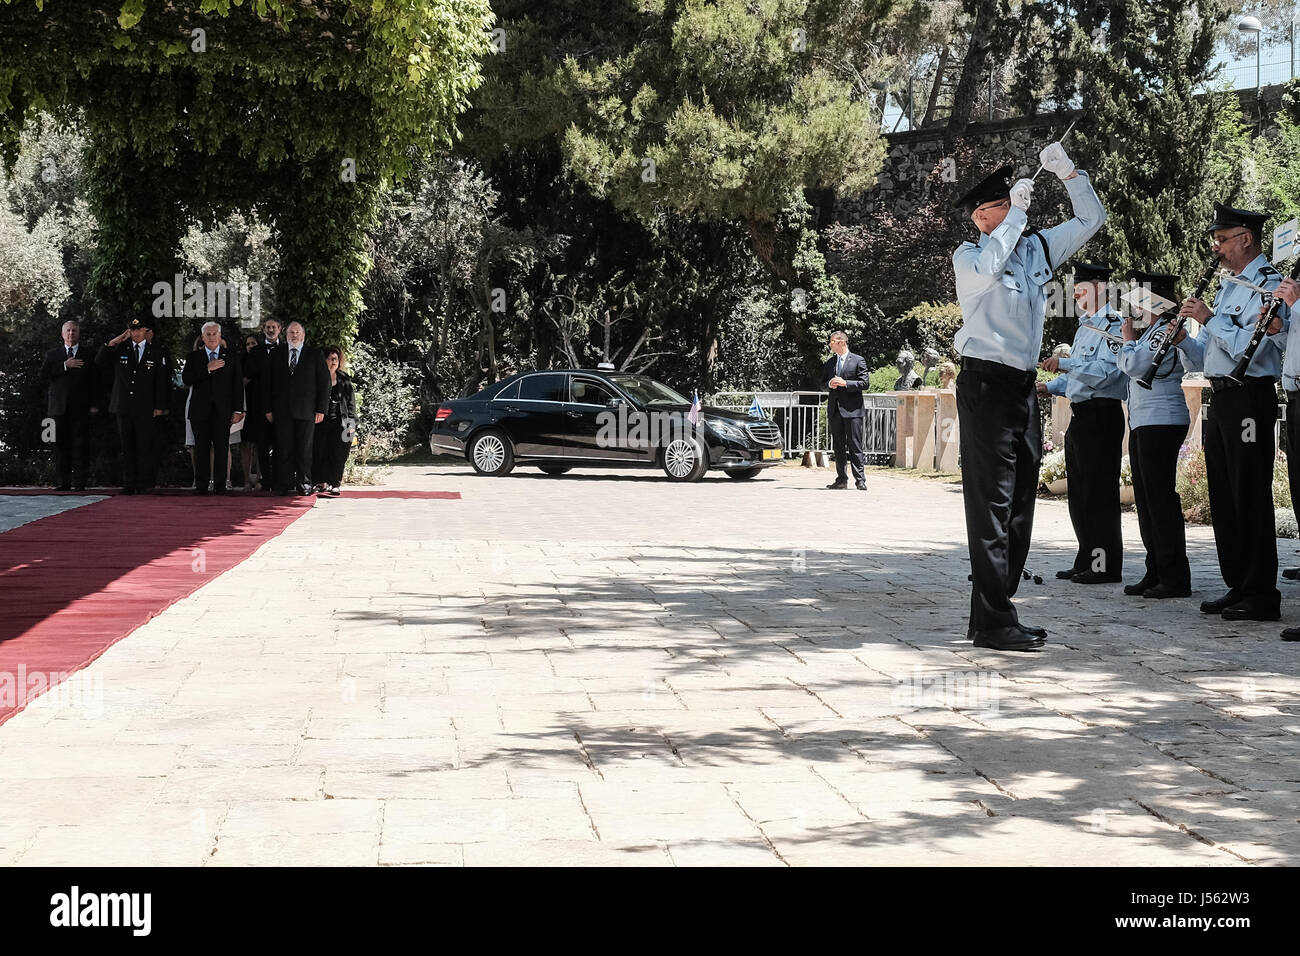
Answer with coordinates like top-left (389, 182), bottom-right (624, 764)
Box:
top-left (1226, 257), bottom-right (1300, 384)
top-left (1136, 252), bottom-right (1221, 390)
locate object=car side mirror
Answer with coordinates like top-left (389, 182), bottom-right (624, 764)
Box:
top-left (606, 397), bottom-right (625, 408)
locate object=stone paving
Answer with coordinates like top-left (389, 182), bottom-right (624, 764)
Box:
top-left (1, 462), bottom-right (1298, 866)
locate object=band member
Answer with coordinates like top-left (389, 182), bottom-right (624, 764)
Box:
top-left (182, 321), bottom-right (245, 495)
top-left (951, 144), bottom-right (1106, 651)
top-left (95, 317), bottom-right (169, 495)
top-left (1268, 276), bottom-right (1300, 640)
top-left (823, 332), bottom-right (870, 490)
top-left (1039, 262), bottom-right (1126, 583)
top-left (40, 320), bottom-right (98, 491)
top-left (1116, 270), bottom-right (1205, 599)
top-left (1179, 204), bottom-right (1287, 621)
top-left (245, 318), bottom-right (283, 491)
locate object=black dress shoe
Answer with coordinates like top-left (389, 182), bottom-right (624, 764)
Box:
top-left (1056, 568), bottom-right (1082, 580)
top-left (971, 626), bottom-right (1044, 651)
top-left (1124, 576), bottom-right (1157, 596)
top-left (1200, 592), bottom-right (1240, 614)
top-left (1143, 583), bottom-right (1191, 599)
top-left (1071, 571), bottom-right (1122, 584)
top-left (1017, 623), bottom-right (1048, 638)
top-left (855, 481), bottom-right (867, 491)
top-left (71, 485), bottom-right (85, 492)
top-left (1281, 627), bottom-right (1300, 641)
top-left (1221, 602), bottom-right (1281, 622)
top-left (826, 480), bottom-right (848, 489)
top-left (1283, 568), bottom-right (1300, 581)
top-left (54, 484), bottom-right (71, 492)
top-left (121, 487), bottom-right (136, 496)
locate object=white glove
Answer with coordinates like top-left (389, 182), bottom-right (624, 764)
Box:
top-left (1010, 178), bottom-right (1034, 211)
top-left (1039, 141), bottom-right (1074, 179)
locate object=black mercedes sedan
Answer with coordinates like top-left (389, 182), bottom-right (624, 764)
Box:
top-left (429, 369), bottom-right (784, 481)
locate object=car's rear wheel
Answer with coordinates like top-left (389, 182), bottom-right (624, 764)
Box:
top-left (726, 467), bottom-right (762, 480)
top-left (662, 437), bottom-right (708, 481)
top-left (538, 465), bottom-right (572, 475)
top-left (469, 430), bottom-right (514, 476)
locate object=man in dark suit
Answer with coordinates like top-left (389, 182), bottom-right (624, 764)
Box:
top-left (40, 319), bottom-right (98, 491)
top-left (823, 331), bottom-right (870, 490)
top-left (182, 321), bottom-right (245, 495)
top-left (95, 317), bottom-right (169, 494)
top-left (262, 320), bottom-right (329, 496)
top-left (245, 317), bottom-right (283, 491)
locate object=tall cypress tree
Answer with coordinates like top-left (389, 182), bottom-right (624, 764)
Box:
top-left (1033, 1), bottom-right (1249, 279)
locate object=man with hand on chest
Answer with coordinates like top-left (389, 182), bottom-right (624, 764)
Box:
top-left (182, 321), bottom-right (245, 495)
top-left (40, 319), bottom-right (98, 491)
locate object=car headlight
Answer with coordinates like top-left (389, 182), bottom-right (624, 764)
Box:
top-left (707, 418), bottom-right (747, 441)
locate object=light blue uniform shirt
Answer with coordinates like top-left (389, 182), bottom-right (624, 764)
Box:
top-left (1117, 320), bottom-right (1206, 428)
top-left (1281, 300), bottom-right (1300, 392)
top-left (1050, 304), bottom-right (1127, 402)
top-left (953, 171), bottom-right (1107, 371)
top-left (1201, 253), bottom-right (1288, 379)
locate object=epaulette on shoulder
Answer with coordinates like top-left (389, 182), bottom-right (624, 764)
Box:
top-left (1259, 263), bottom-right (1281, 279)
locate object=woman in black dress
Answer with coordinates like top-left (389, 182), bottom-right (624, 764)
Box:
top-left (312, 346), bottom-right (357, 496)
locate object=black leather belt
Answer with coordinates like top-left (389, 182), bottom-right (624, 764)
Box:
top-left (961, 356), bottom-right (1036, 388)
top-left (1071, 397), bottom-right (1122, 410)
top-left (1208, 375), bottom-right (1275, 393)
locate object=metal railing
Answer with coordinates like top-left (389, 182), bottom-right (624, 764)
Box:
top-left (708, 391), bottom-right (898, 462)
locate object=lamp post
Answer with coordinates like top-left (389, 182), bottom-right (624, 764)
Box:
top-left (1239, 15), bottom-right (1263, 93)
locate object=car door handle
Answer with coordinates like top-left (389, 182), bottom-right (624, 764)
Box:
top-left (565, 410), bottom-right (582, 418)
top-left (503, 405), bottom-right (520, 412)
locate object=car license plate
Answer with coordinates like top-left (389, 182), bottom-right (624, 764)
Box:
top-left (762, 448), bottom-right (782, 461)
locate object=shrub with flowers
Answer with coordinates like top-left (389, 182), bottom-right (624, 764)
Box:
top-left (1039, 449), bottom-right (1067, 485)
top-left (1119, 454), bottom-right (1132, 487)
top-left (1176, 445), bottom-right (1211, 523)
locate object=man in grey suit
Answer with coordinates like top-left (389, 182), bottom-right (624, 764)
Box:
top-left (822, 331), bottom-right (870, 490)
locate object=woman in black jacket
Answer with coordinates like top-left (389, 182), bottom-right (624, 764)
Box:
top-left (312, 346), bottom-right (357, 496)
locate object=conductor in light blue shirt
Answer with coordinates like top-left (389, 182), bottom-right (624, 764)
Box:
top-left (951, 143), bottom-right (1107, 651)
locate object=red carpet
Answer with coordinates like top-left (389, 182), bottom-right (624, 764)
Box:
top-left (0, 487), bottom-right (461, 499)
top-left (0, 496), bottom-right (313, 726)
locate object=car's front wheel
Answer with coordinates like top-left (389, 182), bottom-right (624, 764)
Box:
top-left (469, 430), bottom-right (515, 476)
top-left (661, 437), bottom-right (708, 481)
top-left (726, 467), bottom-right (762, 480)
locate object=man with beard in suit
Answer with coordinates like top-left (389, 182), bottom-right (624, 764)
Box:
top-left (823, 331), bottom-right (871, 491)
top-left (40, 319), bottom-right (98, 491)
top-left (182, 321), bottom-right (245, 495)
top-left (95, 317), bottom-right (169, 494)
top-left (263, 320), bottom-right (329, 496)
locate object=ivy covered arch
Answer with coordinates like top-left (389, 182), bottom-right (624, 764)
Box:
top-left (0, 0), bottom-right (493, 350)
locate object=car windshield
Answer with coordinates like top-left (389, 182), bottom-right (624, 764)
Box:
top-left (606, 374), bottom-right (688, 406)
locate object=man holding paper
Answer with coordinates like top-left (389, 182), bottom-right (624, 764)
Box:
top-left (1178, 204), bottom-right (1288, 621)
top-left (951, 142), bottom-right (1107, 651)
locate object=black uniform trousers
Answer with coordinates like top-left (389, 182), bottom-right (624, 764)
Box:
top-left (192, 411), bottom-right (233, 493)
top-left (275, 417), bottom-right (316, 493)
top-left (1129, 424), bottom-right (1191, 589)
top-left (257, 430), bottom-right (277, 491)
top-left (312, 417), bottom-right (351, 487)
top-left (1063, 398), bottom-right (1125, 575)
top-left (116, 412), bottom-right (157, 491)
top-left (52, 412), bottom-right (91, 487)
top-left (830, 412), bottom-right (865, 483)
top-left (1288, 391), bottom-right (1300, 569)
top-left (1204, 376), bottom-right (1279, 609)
top-left (957, 358), bottom-right (1040, 631)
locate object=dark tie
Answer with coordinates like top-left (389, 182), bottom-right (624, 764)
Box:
top-left (290, 348), bottom-right (299, 373)
top-left (210, 350), bottom-right (218, 362)
top-left (67, 347), bottom-right (73, 359)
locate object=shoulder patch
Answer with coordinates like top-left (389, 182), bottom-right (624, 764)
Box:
top-left (1259, 264), bottom-right (1280, 278)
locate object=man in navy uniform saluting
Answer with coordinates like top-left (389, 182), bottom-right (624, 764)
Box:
top-left (951, 144), bottom-right (1107, 651)
top-left (96, 316), bottom-right (169, 495)
top-left (1179, 204), bottom-right (1288, 622)
top-left (1040, 261), bottom-right (1127, 583)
